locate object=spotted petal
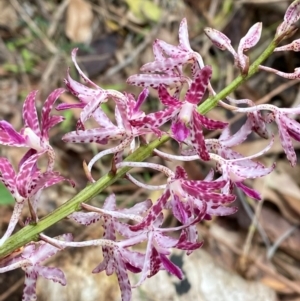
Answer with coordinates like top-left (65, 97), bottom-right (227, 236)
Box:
top-left (22, 90), bottom-right (40, 137)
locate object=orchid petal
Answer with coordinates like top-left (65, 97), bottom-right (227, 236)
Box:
top-left (174, 166), bottom-right (188, 179)
top-left (185, 66), bottom-right (212, 105)
top-left (41, 88), bottom-right (65, 139)
top-left (130, 189), bottom-right (171, 231)
top-left (68, 211), bottom-right (101, 225)
top-left (0, 157), bottom-right (17, 195)
top-left (238, 23), bottom-right (262, 54)
top-left (235, 181), bottom-right (261, 200)
top-left (22, 267), bottom-right (38, 301)
top-left (127, 73), bottom-right (185, 89)
top-left (179, 18), bottom-right (192, 52)
top-left (79, 92), bottom-right (108, 126)
top-left (35, 265), bottom-right (66, 285)
top-left (114, 253), bottom-right (132, 301)
top-left (284, 0), bottom-right (300, 25)
top-left (276, 114), bottom-right (297, 166)
top-left (22, 90), bottom-right (40, 137)
top-left (0, 121), bottom-right (26, 146)
top-left (140, 55), bottom-right (191, 73)
top-left (156, 39), bottom-right (186, 58)
top-left (172, 120), bottom-right (189, 141)
top-left (160, 253), bottom-right (183, 279)
top-left (190, 111), bottom-right (210, 160)
top-left (62, 128), bottom-right (124, 144)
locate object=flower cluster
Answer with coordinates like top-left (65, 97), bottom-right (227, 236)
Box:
top-left (1, 1), bottom-right (300, 300)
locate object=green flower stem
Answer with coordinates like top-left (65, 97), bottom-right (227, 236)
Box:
top-left (0, 38), bottom-right (278, 259)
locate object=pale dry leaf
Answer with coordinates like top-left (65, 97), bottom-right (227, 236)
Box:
top-left (260, 208), bottom-right (300, 261)
top-left (273, 252), bottom-right (300, 281)
top-left (253, 178), bottom-right (300, 225)
top-left (65, 0), bottom-right (94, 43)
top-left (208, 223), bottom-right (244, 270)
top-left (267, 170), bottom-right (300, 217)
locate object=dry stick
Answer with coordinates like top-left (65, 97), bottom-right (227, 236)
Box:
top-left (199, 225), bottom-right (300, 295)
top-left (47, 0), bottom-right (69, 38)
top-left (240, 198), bottom-right (265, 271)
top-left (40, 52), bottom-right (62, 91)
top-left (104, 18), bottom-right (163, 78)
top-left (267, 225), bottom-right (298, 259)
top-left (10, 0), bottom-right (58, 54)
top-left (236, 189), bottom-right (270, 249)
top-left (0, 277), bottom-right (24, 301)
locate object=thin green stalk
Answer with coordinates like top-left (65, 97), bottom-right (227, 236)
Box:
top-left (0, 38), bottom-right (278, 259)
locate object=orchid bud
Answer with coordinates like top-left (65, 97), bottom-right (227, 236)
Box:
top-left (276, 0), bottom-right (300, 40)
top-left (275, 21), bottom-right (298, 41)
top-left (238, 22), bottom-right (262, 53)
top-left (204, 28), bottom-right (237, 56)
top-left (260, 65), bottom-right (300, 79)
top-left (284, 0), bottom-right (300, 25)
top-left (274, 39), bottom-right (300, 52)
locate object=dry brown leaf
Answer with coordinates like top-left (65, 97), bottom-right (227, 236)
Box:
top-left (208, 223), bottom-right (244, 270)
top-left (253, 178), bottom-right (300, 225)
top-left (273, 252), bottom-right (300, 281)
top-left (65, 0), bottom-right (93, 43)
top-left (267, 169), bottom-right (300, 217)
top-left (260, 208), bottom-right (300, 261)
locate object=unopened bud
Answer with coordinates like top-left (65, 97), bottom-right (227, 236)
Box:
top-left (274, 39), bottom-right (300, 52)
top-left (284, 0), bottom-right (300, 25)
top-left (238, 23), bottom-right (262, 53)
top-left (204, 28), bottom-right (236, 57)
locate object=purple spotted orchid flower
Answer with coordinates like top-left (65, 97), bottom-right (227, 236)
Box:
top-left (81, 197), bottom-right (201, 288)
top-left (208, 136), bottom-right (275, 199)
top-left (0, 88), bottom-right (65, 170)
top-left (49, 194), bottom-right (199, 301)
top-left (154, 66), bottom-right (227, 160)
top-left (67, 194), bottom-right (151, 301)
top-left (234, 104), bottom-right (300, 166)
top-left (0, 234), bottom-right (72, 301)
top-left (226, 97), bottom-right (270, 139)
top-left (127, 18), bottom-right (205, 92)
top-left (56, 48), bottom-right (109, 129)
top-left (63, 88), bottom-right (179, 180)
top-left (204, 127), bottom-right (274, 199)
top-left (115, 162), bottom-right (236, 234)
top-left (0, 152), bottom-right (74, 245)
